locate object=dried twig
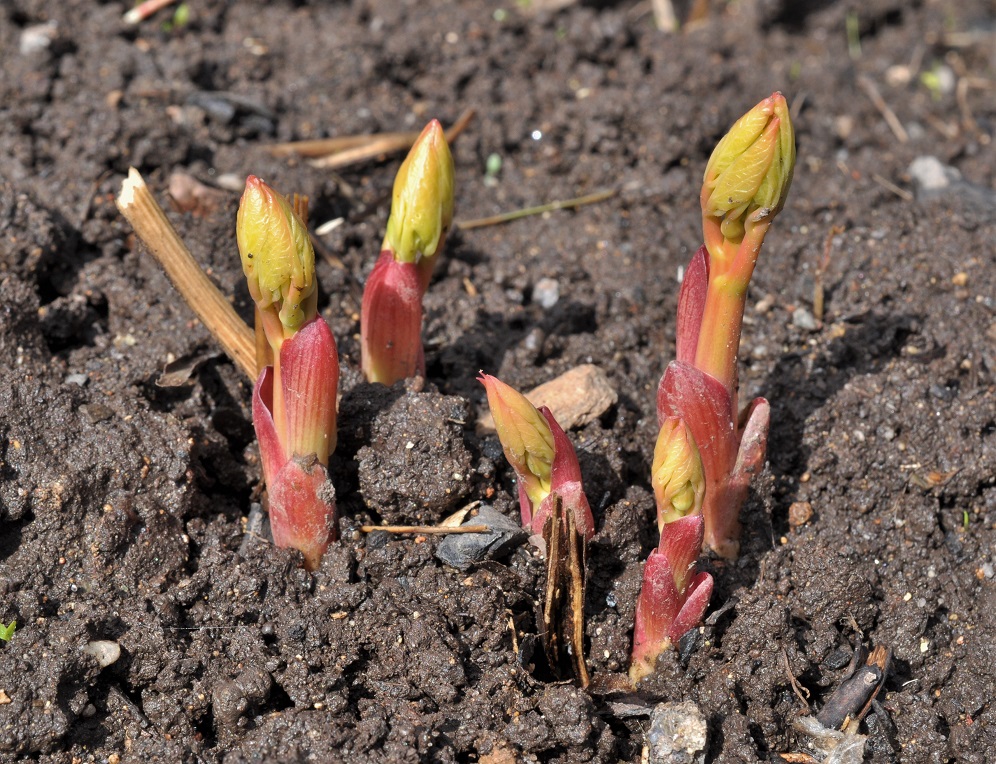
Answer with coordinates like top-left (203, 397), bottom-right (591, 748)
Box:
top-left (359, 524), bottom-right (489, 535)
top-left (857, 75), bottom-right (909, 143)
top-left (782, 648), bottom-right (811, 711)
top-left (269, 109), bottom-right (475, 169)
top-left (813, 225), bottom-right (844, 322)
top-left (116, 168), bottom-right (256, 379)
top-left (870, 173), bottom-right (913, 201)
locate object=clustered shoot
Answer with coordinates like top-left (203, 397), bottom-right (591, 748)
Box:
top-left (123, 95), bottom-right (794, 689)
top-left (658, 92), bottom-right (795, 560)
top-left (631, 92), bottom-right (795, 680)
top-left (237, 176), bottom-right (340, 570)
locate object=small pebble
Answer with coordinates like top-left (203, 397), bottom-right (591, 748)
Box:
top-left (885, 65), bottom-right (913, 86)
top-left (951, 272), bottom-right (968, 287)
top-left (532, 277), bottom-right (560, 309)
top-left (20, 21), bottom-right (58, 56)
top-left (83, 640), bottom-right (121, 668)
top-left (647, 701), bottom-right (707, 764)
top-left (64, 373), bottom-right (89, 387)
top-left (833, 115), bottom-right (854, 141)
top-left (792, 307), bottom-right (817, 331)
top-left (788, 501), bottom-right (813, 527)
top-left (754, 294), bottom-right (776, 314)
top-left (877, 425), bottom-right (896, 441)
top-left (909, 156), bottom-right (951, 190)
top-left (436, 506), bottom-right (527, 569)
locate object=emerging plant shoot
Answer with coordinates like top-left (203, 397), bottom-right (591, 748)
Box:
top-left (361, 120), bottom-right (455, 385)
top-left (630, 418), bottom-right (713, 683)
top-left (480, 373), bottom-right (594, 685)
top-left (657, 92), bottom-right (795, 558)
top-left (238, 176), bottom-right (340, 570)
top-left (479, 374), bottom-right (594, 542)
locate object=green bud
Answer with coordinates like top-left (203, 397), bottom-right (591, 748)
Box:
top-left (384, 120), bottom-right (455, 265)
top-left (237, 175), bottom-right (316, 335)
top-left (652, 418), bottom-right (705, 528)
top-left (702, 93), bottom-right (795, 246)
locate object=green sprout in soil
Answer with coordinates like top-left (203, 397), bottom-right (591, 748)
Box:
top-left (479, 374), bottom-right (594, 543)
top-left (656, 91), bottom-right (795, 560)
top-left (361, 120), bottom-right (455, 385)
top-left (481, 373), bottom-right (594, 684)
top-left (0, 621), bottom-right (15, 642)
top-left (633, 93), bottom-right (795, 683)
top-left (237, 176), bottom-right (340, 571)
top-left (630, 418), bottom-right (712, 683)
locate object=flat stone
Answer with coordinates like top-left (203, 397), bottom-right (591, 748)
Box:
top-left (436, 506), bottom-right (527, 569)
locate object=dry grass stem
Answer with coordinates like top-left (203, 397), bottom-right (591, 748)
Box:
top-left (116, 167), bottom-right (256, 379)
top-left (359, 524), bottom-right (490, 535)
top-left (270, 109), bottom-right (476, 168)
top-left (456, 188), bottom-right (616, 231)
top-left (857, 75), bottom-right (909, 143)
top-left (870, 173), bottom-right (913, 201)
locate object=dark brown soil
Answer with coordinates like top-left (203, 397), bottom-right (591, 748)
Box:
top-left (2, 0), bottom-right (995, 761)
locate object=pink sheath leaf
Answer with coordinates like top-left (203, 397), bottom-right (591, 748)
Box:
top-left (657, 361), bottom-right (737, 470)
top-left (631, 550), bottom-right (681, 669)
top-left (695, 397), bottom-right (770, 559)
top-left (516, 481), bottom-right (533, 529)
top-left (541, 407), bottom-right (595, 540)
top-left (658, 361), bottom-right (746, 558)
top-left (279, 316), bottom-right (340, 464)
top-left (666, 570), bottom-right (713, 643)
top-left (733, 396), bottom-right (770, 484)
top-left (268, 456), bottom-right (337, 571)
top-left (252, 367), bottom-right (286, 487)
top-left (657, 513), bottom-right (706, 593)
top-left (360, 250), bottom-right (424, 385)
top-left (675, 246), bottom-right (710, 365)
top-left (631, 523), bottom-right (712, 679)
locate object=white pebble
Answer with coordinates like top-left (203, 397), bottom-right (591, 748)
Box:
top-left (532, 278), bottom-right (560, 309)
top-left (83, 640), bottom-right (121, 668)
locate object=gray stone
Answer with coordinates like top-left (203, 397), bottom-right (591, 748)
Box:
top-left (436, 506), bottom-right (527, 569)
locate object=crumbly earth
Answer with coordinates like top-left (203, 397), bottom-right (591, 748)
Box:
top-left (1, 0), bottom-right (995, 761)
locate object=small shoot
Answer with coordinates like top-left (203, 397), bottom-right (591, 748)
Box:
top-left (361, 120), bottom-right (455, 385)
top-left (0, 621), bottom-right (15, 642)
top-left (630, 418), bottom-right (713, 684)
top-left (478, 374), bottom-right (594, 541)
top-left (480, 374), bottom-right (595, 686)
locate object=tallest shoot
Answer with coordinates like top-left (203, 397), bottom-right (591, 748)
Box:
top-left (657, 93), bottom-right (795, 559)
top-left (694, 93), bottom-right (795, 398)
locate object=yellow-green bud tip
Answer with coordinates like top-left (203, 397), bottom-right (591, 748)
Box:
top-left (479, 374), bottom-right (554, 508)
top-left (237, 175), bottom-right (316, 334)
top-left (652, 418), bottom-right (705, 527)
top-left (384, 120), bottom-right (455, 265)
top-left (702, 92), bottom-right (795, 244)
